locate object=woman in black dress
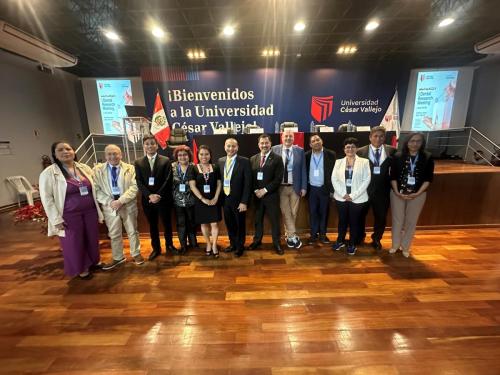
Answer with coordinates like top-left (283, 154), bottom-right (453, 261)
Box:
top-left (188, 145), bottom-right (222, 257)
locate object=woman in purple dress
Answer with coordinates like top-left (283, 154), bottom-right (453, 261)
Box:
top-left (39, 141), bottom-right (103, 279)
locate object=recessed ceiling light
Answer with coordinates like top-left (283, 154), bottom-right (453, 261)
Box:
top-left (262, 48), bottom-right (279, 57)
top-left (296, 53), bottom-right (302, 58)
top-left (187, 49), bottom-right (206, 60)
top-left (438, 17), bottom-right (455, 27)
top-left (294, 21), bottom-right (306, 32)
top-left (104, 30), bottom-right (120, 41)
top-left (337, 45), bottom-right (357, 55)
top-left (365, 20), bottom-right (379, 31)
top-left (337, 46), bottom-right (345, 54)
top-left (151, 26), bottom-right (165, 38)
top-left (223, 25), bottom-right (235, 37)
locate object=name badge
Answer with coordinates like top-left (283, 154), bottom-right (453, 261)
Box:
top-left (346, 179), bottom-right (352, 187)
top-left (179, 183), bottom-right (186, 192)
top-left (313, 169), bottom-right (320, 177)
top-left (111, 186), bottom-right (121, 195)
top-left (257, 171), bottom-right (264, 181)
top-left (223, 179), bottom-right (230, 187)
top-left (373, 166), bottom-right (381, 175)
top-left (79, 185), bottom-right (89, 196)
top-left (203, 185), bottom-right (210, 193)
top-left (148, 177), bottom-right (155, 186)
top-left (407, 176), bottom-right (416, 185)
top-left (287, 164), bottom-right (293, 172)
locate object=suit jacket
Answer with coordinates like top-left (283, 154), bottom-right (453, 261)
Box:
top-left (250, 151), bottom-right (284, 201)
top-left (357, 144), bottom-right (396, 196)
top-left (93, 161), bottom-right (138, 215)
top-left (271, 144), bottom-right (307, 195)
top-left (331, 155), bottom-right (371, 204)
top-left (217, 155), bottom-right (252, 207)
top-left (39, 162), bottom-right (103, 237)
top-left (134, 154), bottom-right (172, 203)
top-left (305, 148), bottom-right (336, 194)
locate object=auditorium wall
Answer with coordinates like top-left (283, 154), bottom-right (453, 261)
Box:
top-left (0, 50), bottom-right (86, 207)
top-left (467, 57), bottom-right (500, 144)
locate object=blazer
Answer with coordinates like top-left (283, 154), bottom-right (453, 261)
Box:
top-left (271, 144), bottom-right (307, 195)
top-left (39, 162), bottom-right (103, 237)
top-left (250, 151), bottom-right (284, 201)
top-left (331, 155), bottom-right (371, 204)
top-left (217, 155), bottom-right (252, 207)
top-left (305, 148), bottom-right (336, 194)
top-left (93, 161), bottom-right (139, 214)
top-left (134, 154), bottom-right (172, 203)
top-left (357, 144), bottom-right (396, 196)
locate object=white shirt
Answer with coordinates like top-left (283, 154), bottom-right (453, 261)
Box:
top-left (147, 153), bottom-right (157, 170)
top-left (281, 146), bottom-right (294, 184)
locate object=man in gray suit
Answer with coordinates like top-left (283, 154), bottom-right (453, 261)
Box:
top-left (272, 130), bottom-right (307, 249)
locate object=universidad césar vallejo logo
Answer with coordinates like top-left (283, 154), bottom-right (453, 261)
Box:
top-left (311, 96), bottom-right (333, 122)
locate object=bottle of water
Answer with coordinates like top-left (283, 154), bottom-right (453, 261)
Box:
top-left (274, 121), bottom-right (280, 133)
top-left (201, 126), bottom-right (206, 135)
top-left (310, 121), bottom-right (315, 132)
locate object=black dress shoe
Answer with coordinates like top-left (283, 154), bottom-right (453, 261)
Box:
top-left (235, 248), bottom-right (244, 257)
top-left (307, 236), bottom-right (318, 245)
top-left (274, 245), bottom-right (284, 255)
top-left (371, 240), bottom-right (382, 251)
top-left (179, 246), bottom-right (187, 255)
top-left (319, 235), bottom-right (331, 244)
top-left (148, 250), bottom-right (161, 261)
top-left (248, 241), bottom-right (262, 250)
top-left (188, 234), bottom-right (199, 248)
top-left (224, 245), bottom-right (235, 253)
top-left (167, 245), bottom-right (179, 255)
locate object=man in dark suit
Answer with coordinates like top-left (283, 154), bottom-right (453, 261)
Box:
top-left (305, 134), bottom-right (336, 245)
top-left (357, 126), bottom-right (396, 250)
top-left (249, 134), bottom-right (284, 255)
top-left (134, 135), bottom-right (177, 260)
top-left (218, 138), bottom-right (252, 257)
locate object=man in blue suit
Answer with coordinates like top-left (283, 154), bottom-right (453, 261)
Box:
top-left (272, 130), bottom-right (307, 248)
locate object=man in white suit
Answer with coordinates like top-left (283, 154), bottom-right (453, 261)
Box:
top-left (94, 144), bottom-right (143, 269)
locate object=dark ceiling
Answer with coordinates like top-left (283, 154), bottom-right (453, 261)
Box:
top-left (1, 0), bottom-right (499, 77)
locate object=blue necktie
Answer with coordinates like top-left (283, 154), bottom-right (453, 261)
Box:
top-left (111, 166), bottom-right (119, 199)
top-left (284, 149), bottom-right (290, 184)
top-left (374, 148), bottom-right (381, 166)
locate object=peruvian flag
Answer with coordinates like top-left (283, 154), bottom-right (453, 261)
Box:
top-left (150, 92), bottom-right (171, 149)
top-left (380, 89), bottom-right (400, 147)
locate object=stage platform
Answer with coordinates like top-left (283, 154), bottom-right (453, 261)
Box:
top-left (134, 160), bottom-right (500, 235)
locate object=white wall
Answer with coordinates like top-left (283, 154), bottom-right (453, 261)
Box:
top-left (467, 57), bottom-right (500, 144)
top-left (0, 50), bottom-right (85, 207)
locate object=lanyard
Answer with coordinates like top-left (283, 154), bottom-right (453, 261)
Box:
top-left (409, 154), bottom-right (419, 176)
top-left (200, 164), bottom-right (210, 183)
top-left (65, 165), bottom-right (82, 185)
top-left (177, 164), bottom-right (188, 182)
top-left (224, 157), bottom-right (236, 180)
top-left (312, 152), bottom-right (323, 169)
top-left (346, 166), bottom-right (353, 180)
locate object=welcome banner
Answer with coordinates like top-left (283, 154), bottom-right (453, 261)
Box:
top-left (141, 66), bottom-right (399, 135)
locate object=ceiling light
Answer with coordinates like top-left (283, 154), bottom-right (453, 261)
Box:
top-left (438, 17), bottom-right (455, 27)
top-left (262, 48), bottom-right (279, 57)
top-left (223, 25), bottom-right (235, 37)
top-left (294, 21), bottom-right (306, 32)
top-left (274, 49), bottom-right (280, 56)
top-left (262, 49), bottom-right (268, 56)
top-left (187, 51), bottom-right (194, 59)
top-left (187, 49), bottom-right (206, 60)
top-left (337, 45), bottom-right (357, 55)
top-left (337, 46), bottom-right (345, 54)
top-left (365, 20), bottom-right (379, 31)
top-left (104, 30), bottom-right (120, 41)
top-left (296, 53), bottom-right (302, 58)
top-left (151, 26), bottom-right (165, 38)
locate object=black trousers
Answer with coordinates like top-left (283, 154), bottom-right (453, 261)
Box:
top-left (361, 191), bottom-right (390, 242)
top-left (223, 201), bottom-right (247, 251)
top-left (253, 195), bottom-right (281, 247)
top-left (142, 199), bottom-right (174, 251)
top-left (335, 200), bottom-right (366, 245)
top-left (175, 204), bottom-right (196, 247)
top-left (308, 185), bottom-right (330, 237)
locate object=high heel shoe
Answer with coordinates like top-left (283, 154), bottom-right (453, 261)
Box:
top-left (212, 249), bottom-right (219, 258)
top-left (205, 246), bottom-right (212, 256)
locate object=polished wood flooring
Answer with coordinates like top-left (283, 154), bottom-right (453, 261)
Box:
top-left (1, 214), bottom-right (500, 374)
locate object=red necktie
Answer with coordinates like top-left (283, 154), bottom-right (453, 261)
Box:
top-left (260, 155), bottom-right (266, 168)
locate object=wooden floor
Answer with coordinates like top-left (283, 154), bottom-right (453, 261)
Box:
top-left (1, 214), bottom-right (500, 374)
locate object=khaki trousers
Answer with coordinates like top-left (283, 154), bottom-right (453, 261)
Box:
top-left (103, 206), bottom-right (141, 261)
top-left (390, 191), bottom-right (427, 251)
top-left (279, 185), bottom-right (301, 239)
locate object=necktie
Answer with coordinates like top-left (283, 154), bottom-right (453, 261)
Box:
top-left (284, 149), bottom-right (290, 183)
top-left (260, 154), bottom-right (266, 168)
top-left (149, 157), bottom-right (154, 171)
top-left (111, 166), bottom-right (119, 199)
top-left (223, 157), bottom-right (231, 196)
top-left (374, 148), bottom-right (381, 165)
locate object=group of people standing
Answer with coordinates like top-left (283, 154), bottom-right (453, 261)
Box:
top-left (39, 127), bottom-right (434, 280)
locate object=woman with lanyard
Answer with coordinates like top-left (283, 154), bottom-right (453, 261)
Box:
top-left (331, 137), bottom-right (371, 255)
top-left (39, 141), bottom-right (103, 279)
top-left (390, 132), bottom-right (434, 257)
top-left (171, 145), bottom-right (198, 254)
top-left (188, 145), bottom-right (222, 257)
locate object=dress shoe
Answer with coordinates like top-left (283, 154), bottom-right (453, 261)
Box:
top-left (148, 250), bottom-right (161, 261)
top-left (319, 235), bottom-right (331, 244)
top-left (167, 244), bottom-right (179, 255)
top-left (274, 245), bottom-right (284, 255)
top-left (178, 246), bottom-right (187, 255)
top-left (188, 234), bottom-right (199, 248)
top-left (371, 240), bottom-right (382, 251)
top-left (224, 245), bottom-right (235, 253)
top-left (235, 248), bottom-right (244, 257)
top-left (307, 236), bottom-right (318, 245)
top-left (78, 271), bottom-right (93, 280)
top-left (248, 241), bottom-right (262, 250)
